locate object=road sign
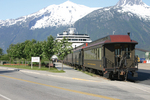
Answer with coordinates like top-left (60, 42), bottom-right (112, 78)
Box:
top-left (31, 57), bottom-right (40, 62)
top-left (31, 57), bottom-right (40, 69)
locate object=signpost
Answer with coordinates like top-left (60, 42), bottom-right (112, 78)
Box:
top-left (31, 57), bottom-right (40, 69)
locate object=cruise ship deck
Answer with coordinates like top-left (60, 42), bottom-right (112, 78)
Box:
top-left (56, 28), bottom-right (92, 48)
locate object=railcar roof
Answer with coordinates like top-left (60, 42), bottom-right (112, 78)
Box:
top-left (82, 35), bottom-right (138, 49)
top-left (109, 35), bottom-right (137, 43)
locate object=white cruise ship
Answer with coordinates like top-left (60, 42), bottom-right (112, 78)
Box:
top-left (56, 28), bottom-right (92, 48)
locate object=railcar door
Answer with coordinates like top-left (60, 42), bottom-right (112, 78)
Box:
top-left (115, 44), bottom-right (122, 67)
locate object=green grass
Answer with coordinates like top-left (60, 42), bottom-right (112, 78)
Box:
top-left (76, 69), bottom-right (97, 77)
top-left (1, 65), bottom-right (65, 73)
top-left (84, 71), bottom-right (97, 77)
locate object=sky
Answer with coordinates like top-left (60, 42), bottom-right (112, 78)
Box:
top-left (0, 0), bottom-right (150, 20)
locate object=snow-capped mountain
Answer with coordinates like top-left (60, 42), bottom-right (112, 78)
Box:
top-left (1, 0), bottom-right (150, 54)
top-left (85, 0), bottom-right (150, 22)
top-left (115, 0), bottom-right (150, 20)
top-left (31, 1), bottom-right (99, 29)
top-left (0, 1), bottom-right (99, 29)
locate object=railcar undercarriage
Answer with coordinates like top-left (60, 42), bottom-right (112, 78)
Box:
top-left (103, 55), bottom-right (138, 80)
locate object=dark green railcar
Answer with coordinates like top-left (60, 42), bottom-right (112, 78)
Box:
top-left (65, 34), bottom-right (138, 80)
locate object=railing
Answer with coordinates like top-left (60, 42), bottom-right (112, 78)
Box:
top-left (103, 56), bottom-right (138, 69)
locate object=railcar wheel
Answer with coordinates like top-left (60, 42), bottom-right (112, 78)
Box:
top-left (73, 65), bottom-right (77, 70)
top-left (93, 69), bottom-right (96, 74)
top-left (113, 73), bottom-right (119, 79)
top-left (89, 68), bottom-right (93, 73)
top-left (97, 70), bottom-right (103, 76)
top-left (75, 65), bottom-right (78, 70)
top-left (89, 68), bottom-right (96, 74)
top-left (104, 71), bottom-right (113, 79)
top-left (109, 72), bottom-right (113, 79)
top-left (120, 75), bottom-right (125, 81)
top-left (103, 73), bottom-right (109, 79)
top-left (85, 67), bottom-right (88, 71)
top-left (82, 66), bottom-right (85, 72)
top-left (78, 66), bottom-right (81, 70)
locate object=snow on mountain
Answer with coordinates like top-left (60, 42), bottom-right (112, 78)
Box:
top-left (0, 17), bottom-right (25, 28)
top-left (31, 1), bottom-right (99, 29)
top-left (115, 0), bottom-right (150, 20)
top-left (116, 0), bottom-right (145, 6)
top-left (0, 1), bottom-right (99, 29)
top-left (1, 0), bottom-right (150, 29)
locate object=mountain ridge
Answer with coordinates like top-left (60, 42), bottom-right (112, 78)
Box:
top-left (116, 0), bottom-right (146, 6)
top-left (0, 0), bottom-right (150, 55)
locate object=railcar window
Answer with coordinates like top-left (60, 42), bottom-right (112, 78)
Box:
top-left (115, 44), bottom-right (131, 59)
top-left (125, 45), bottom-right (131, 59)
top-left (115, 46), bottom-right (122, 57)
top-left (84, 48), bottom-right (102, 60)
top-left (99, 48), bottom-right (102, 60)
top-left (97, 48), bottom-right (99, 59)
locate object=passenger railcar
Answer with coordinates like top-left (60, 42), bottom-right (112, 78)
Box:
top-left (64, 34), bottom-right (138, 80)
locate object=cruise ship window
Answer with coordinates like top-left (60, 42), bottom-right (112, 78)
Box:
top-left (72, 39), bottom-right (78, 41)
top-left (83, 39), bottom-right (86, 41)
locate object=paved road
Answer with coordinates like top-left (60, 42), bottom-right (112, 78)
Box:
top-left (128, 63), bottom-right (150, 85)
top-left (0, 63), bottom-right (150, 100)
